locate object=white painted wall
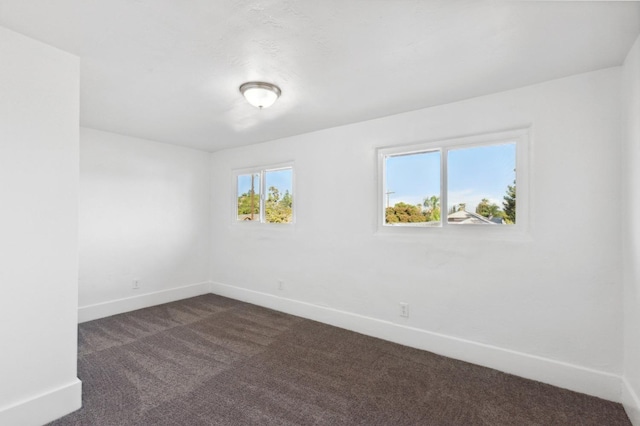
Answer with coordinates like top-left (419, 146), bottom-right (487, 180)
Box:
top-left (78, 128), bottom-right (211, 322)
top-left (622, 34), bottom-right (640, 425)
top-left (211, 68), bottom-right (624, 401)
top-left (0, 27), bottom-right (81, 424)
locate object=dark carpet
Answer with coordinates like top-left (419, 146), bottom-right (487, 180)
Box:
top-left (49, 294), bottom-right (630, 425)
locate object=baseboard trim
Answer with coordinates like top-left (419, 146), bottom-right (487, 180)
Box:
top-left (623, 377), bottom-right (640, 425)
top-left (210, 281), bottom-right (622, 402)
top-left (78, 281), bottom-right (211, 323)
top-left (0, 378), bottom-right (81, 426)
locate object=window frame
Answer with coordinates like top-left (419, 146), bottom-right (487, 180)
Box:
top-left (377, 128), bottom-right (530, 234)
top-left (233, 162), bottom-right (295, 225)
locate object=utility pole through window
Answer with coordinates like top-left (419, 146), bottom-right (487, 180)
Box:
top-left (385, 191), bottom-right (395, 208)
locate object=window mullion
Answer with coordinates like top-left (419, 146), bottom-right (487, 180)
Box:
top-left (260, 170), bottom-right (266, 223)
top-left (441, 148), bottom-right (448, 228)
top-left (381, 154), bottom-right (388, 225)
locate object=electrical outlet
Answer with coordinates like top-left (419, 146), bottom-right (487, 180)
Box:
top-left (132, 279), bottom-right (140, 290)
top-left (278, 280), bottom-right (284, 291)
top-left (399, 302), bottom-right (409, 318)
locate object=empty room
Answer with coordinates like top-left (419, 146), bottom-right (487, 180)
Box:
top-left (1, 0), bottom-right (640, 425)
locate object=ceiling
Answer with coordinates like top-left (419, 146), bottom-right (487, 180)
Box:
top-left (0, 1), bottom-right (639, 152)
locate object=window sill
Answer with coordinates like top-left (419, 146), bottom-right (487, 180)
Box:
top-left (375, 223), bottom-right (532, 243)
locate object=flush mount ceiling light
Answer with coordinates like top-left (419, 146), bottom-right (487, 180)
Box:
top-left (239, 81), bottom-right (281, 109)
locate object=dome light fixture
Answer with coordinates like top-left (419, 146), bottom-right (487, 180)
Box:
top-left (239, 81), bottom-right (281, 109)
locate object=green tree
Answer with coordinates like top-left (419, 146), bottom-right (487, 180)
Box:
top-left (385, 202), bottom-right (427, 223)
top-left (422, 195), bottom-right (441, 222)
top-left (280, 190), bottom-right (292, 208)
top-left (502, 180), bottom-right (516, 224)
top-left (237, 190), bottom-right (260, 218)
top-left (475, 198), bottom-right (504, 219)
top-left (267, 186), bottom-right (280, 203)
top-left (385, 207), bottom-right (399, 223)
top-left (265, 186), bottom-right (292, 223)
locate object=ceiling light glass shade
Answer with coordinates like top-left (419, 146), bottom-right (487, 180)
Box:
top-left (239, 82), bottom-right (281, 109)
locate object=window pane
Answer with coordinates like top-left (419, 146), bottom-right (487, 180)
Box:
top-left (264, 168), bottom-right (293, 223)
top-left (237, 173), bottom-right (260, 221)
top-left (385, 150), bottom-right (441, 226)
top-left (447, 143), bottom-right (516, 225)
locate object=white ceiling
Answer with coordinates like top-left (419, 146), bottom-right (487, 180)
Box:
top-left (1, 1), bottom-right (639, 152)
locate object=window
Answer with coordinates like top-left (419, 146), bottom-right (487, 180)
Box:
top-left (384, 150), bottom-right (441, 226)
top-left (235, 164), bottom-right (294, 224)
top-left (379, 129), bottom-right (528, 229)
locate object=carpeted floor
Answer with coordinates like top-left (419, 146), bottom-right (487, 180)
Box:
top-left (49, 294), bottom-right (630, 425)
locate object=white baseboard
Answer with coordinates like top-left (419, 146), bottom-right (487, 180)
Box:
top-left (0, 378), bottom-right (81, 426)
top-left (210, 281), bottom-right (622, 403)
top-left (78, 281), bottom-right (211, 323)
top-left (623, 377), bottom-right (640, 425)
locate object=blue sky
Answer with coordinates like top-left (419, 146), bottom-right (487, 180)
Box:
top-left (238, 168), bottom-right (293, 197)
top-left (386, 143), bottom-right (516, 211)
top-left (385, 150), bottom-right (440, 207)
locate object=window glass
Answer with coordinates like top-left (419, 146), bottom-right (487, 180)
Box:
top-left (237, 173), bottom-right (260, 221)
top-left (265, 168), bottom-right (293, 223)
top-left (447, 143), bottom-right (516, 225)
top-left (379, 129), bottom-right (527, 231)
top-left (384, 150), bottom-right (441, 226)
top-left (235, 165), bottom-right (294, 224)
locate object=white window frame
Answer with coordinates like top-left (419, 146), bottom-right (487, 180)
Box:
top-left (378, 128), bottom-right (530, 235)
top-left (233, 162), bottom-right (295, 225)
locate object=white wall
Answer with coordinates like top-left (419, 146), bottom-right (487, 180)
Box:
top-left (0, 27), bottom-right (81, 425)
top-left (211, 67), bottom-right (623, 401)
top-left (78, 128), bottom-right (211, 322)
top-left (622, 33), bottom-right (640, 425)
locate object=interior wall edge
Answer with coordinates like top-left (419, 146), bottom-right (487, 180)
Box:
top-left (78, 281), bottom-right (211, 323)
top-left (0, 379), bottom-right (81, 426)
top-left (210, 281), bottom-right (622, 403)
top-left (623, 377), bottom-right (640, 426)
